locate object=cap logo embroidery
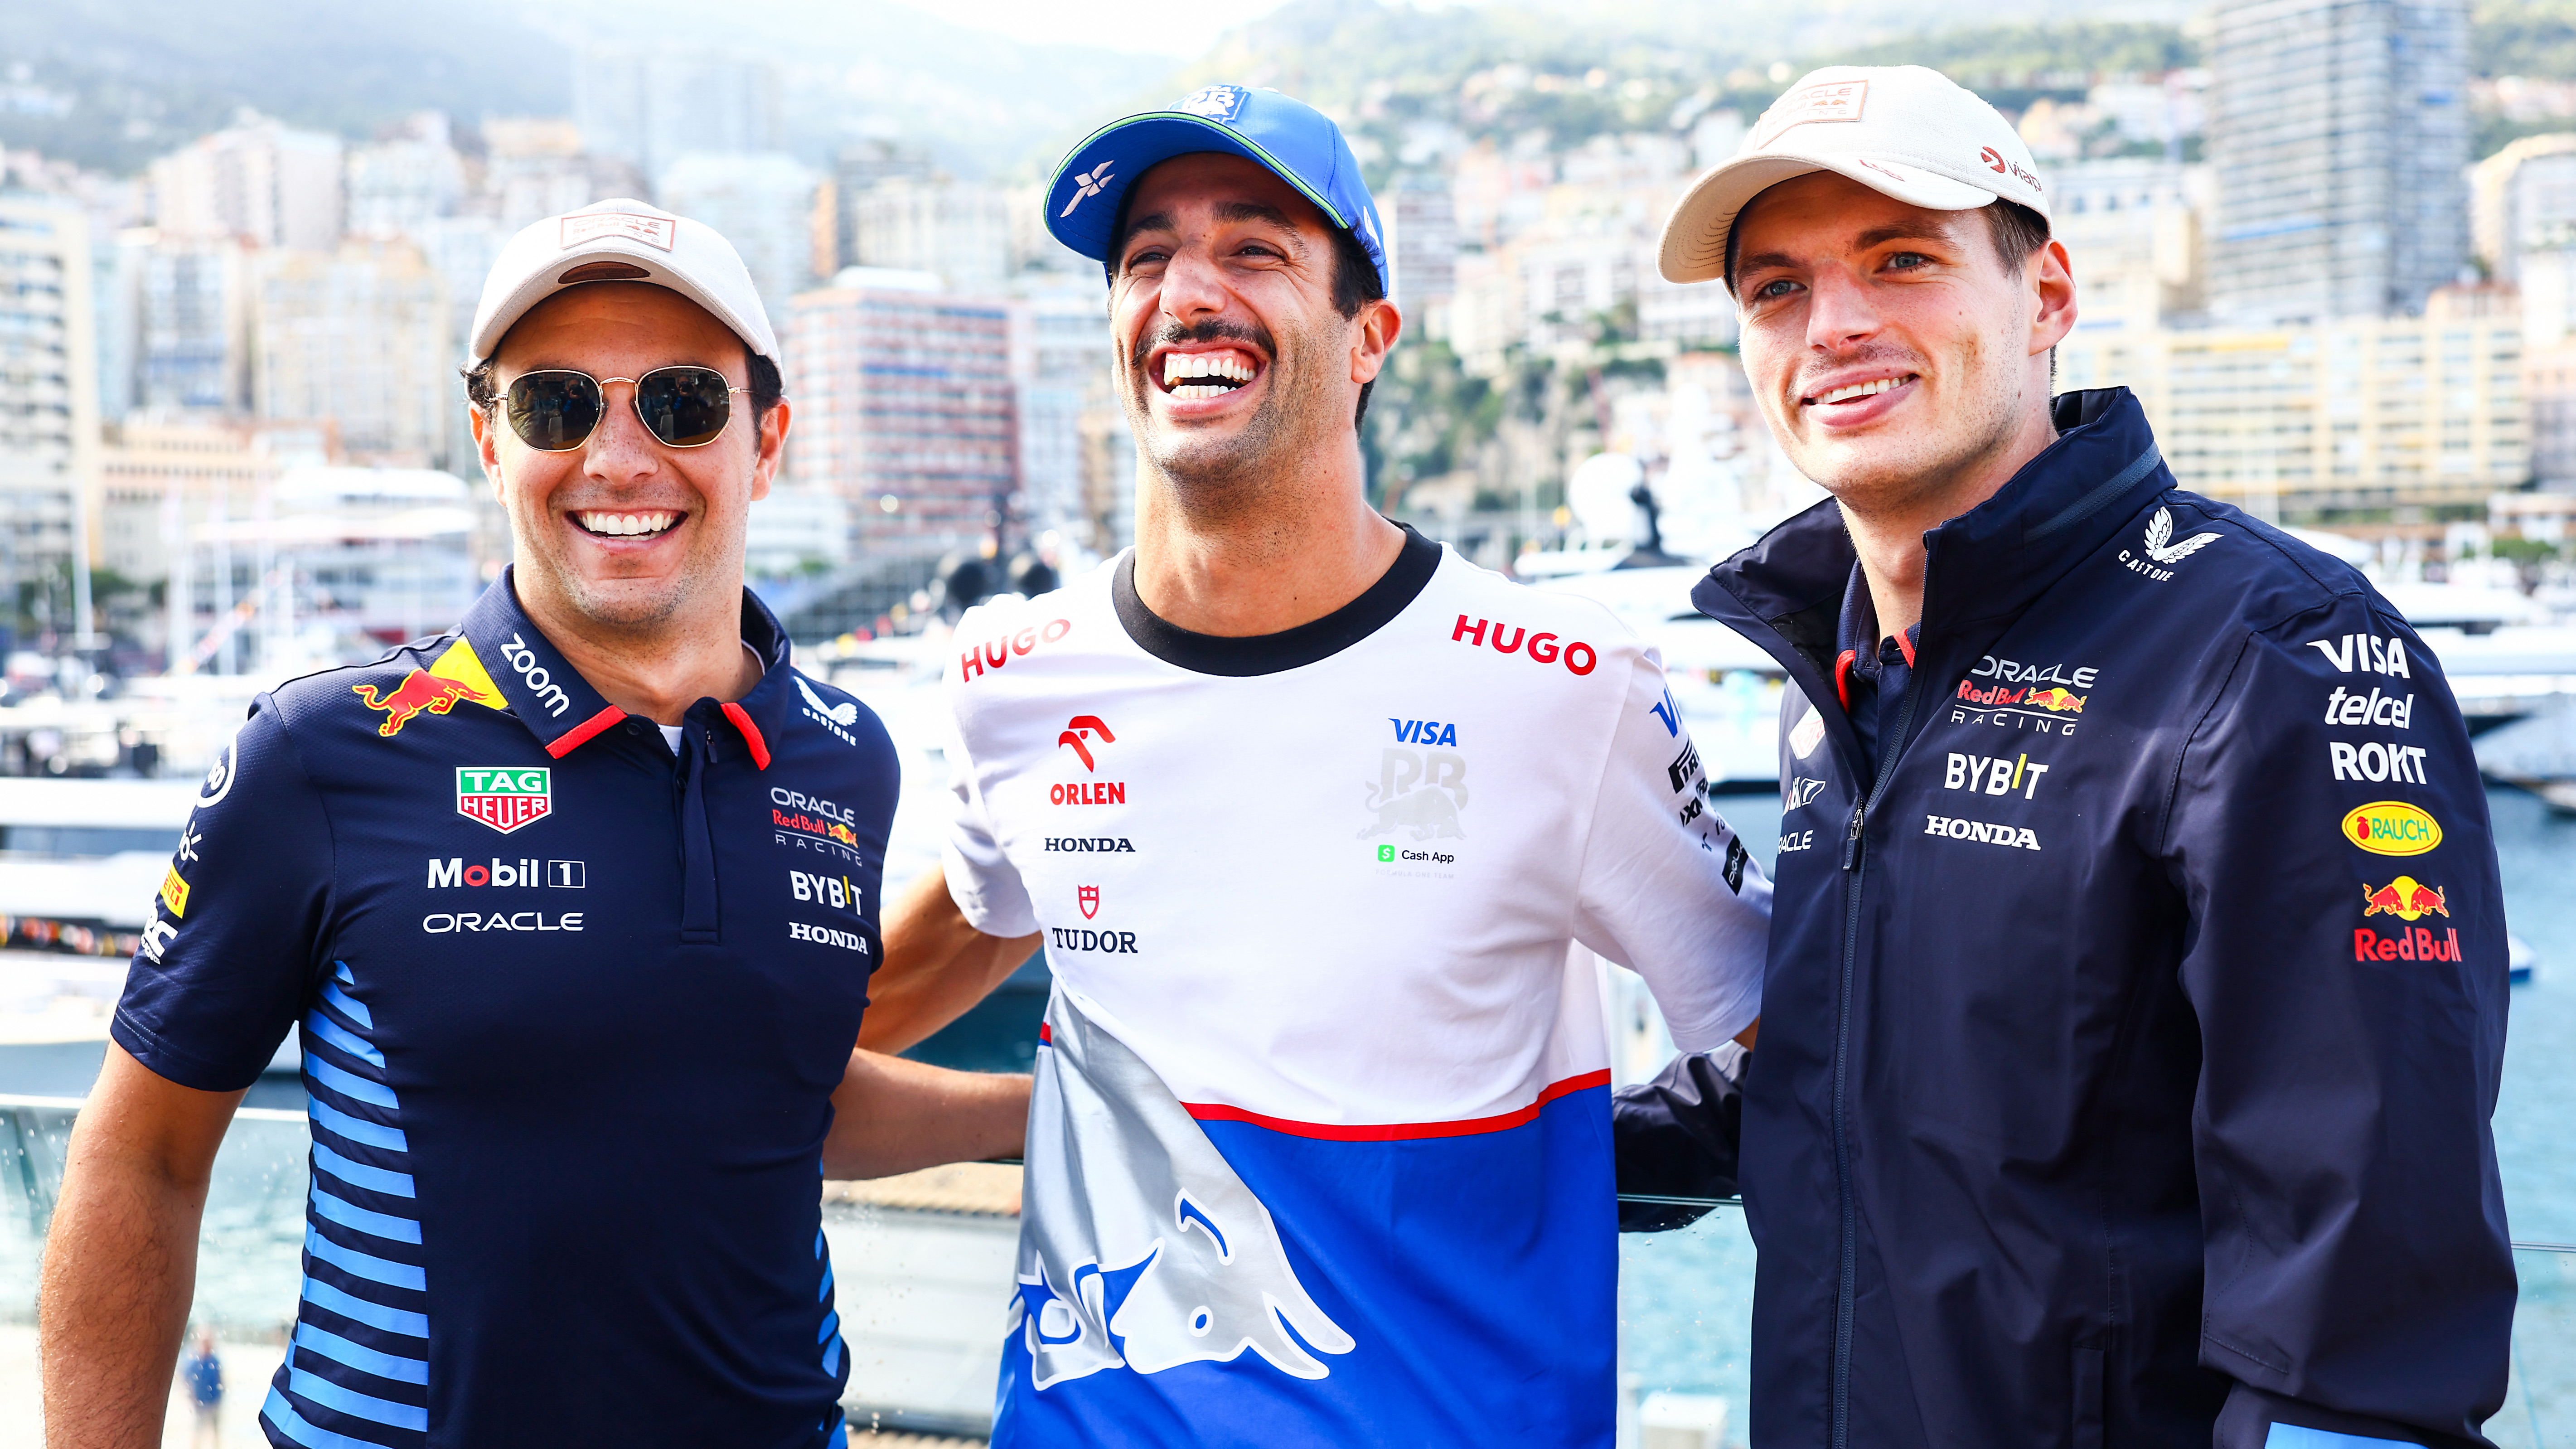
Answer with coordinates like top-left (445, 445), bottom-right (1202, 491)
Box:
top-left (1060, 161), bottom-right (1116, 218)
top-left (1177, 85), bottom-right (1249, 122)
top-left (1753, 79), bottom-right (1868, 147)
top-left (1975, 147), bottom-right (2045, 193)
top-left (1857, 158), bottom-right (1911, 182)
top-left (559, 212), bottom-right (676, 252)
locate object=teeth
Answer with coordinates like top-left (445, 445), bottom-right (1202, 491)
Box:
top-left (1815, 376), bottom-right (1904, 406)
top-left (1171, 384), bottom-right (1232, 400)
top-left (1162, 352), bottom-right (1255, 388)
top-left (578, 511), bottom-right (676, 537)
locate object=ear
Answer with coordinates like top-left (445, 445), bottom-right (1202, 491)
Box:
top-left (749, 399), bottom-right (790, 503)
top-left (2028, 238), bottom-right (2077, 355)
top-left (467, 403), bottom-right (505, 500)
top-left (1349, 297), bottom-right (1404, 387)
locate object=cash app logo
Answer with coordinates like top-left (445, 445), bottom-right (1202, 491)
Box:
top-left (1376, 844), bottom-right (1395, 863)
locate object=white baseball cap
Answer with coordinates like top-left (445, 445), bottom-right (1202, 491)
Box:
top-left (465, 199), bottom-right (780, 368)
top-left (1658, 66), bottom-right (2051, 289)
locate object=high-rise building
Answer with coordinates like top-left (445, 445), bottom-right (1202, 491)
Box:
top-left (2050, 159), bottom-right (2206, 331)
top-left (848, 178), bottom-right (1012, 298)
top-left (252, 240), bottom-right (450, 466)
top-left (572, 45), bottom-right (780, 193)
top-left (656, 153), bottom-right (814, 327)
top-left (2055, 288), bottom-right (2523, 529)
top-left (481, 119), bottom-right (606, 231)
top-left (148, 116), bottom-right (344, 252)
top-left (827, 138), bottom-right (934, 272)
top-left (136, 241), bottom-right (253, 414)
top-left (1389, 174), bottom-right (1457, 318)
top-left (786, 271), bottom-right (1022, 559)
top-left (2471, 132), bottom-right (2576, 279)
top-left (0, 195), bottom-right (102, 629)
top-left (346, 113), bottom-right (466, 240)
top-left (1018, 291), bottom-right (1111, 547)
top-left (2204, 0), bottom-right (2471, 324)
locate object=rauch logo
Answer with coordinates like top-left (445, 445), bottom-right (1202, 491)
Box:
top-left (2340, 801), bottom-right (2441, 857)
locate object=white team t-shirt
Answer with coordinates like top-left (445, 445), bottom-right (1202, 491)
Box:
top-left (941, 531), bottom-right (1768, 1446)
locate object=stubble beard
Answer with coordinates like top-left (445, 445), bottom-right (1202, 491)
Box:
top-left (1780, 334), bottom-right (2024, 523)
top-left (1125, 317), bottom-right (1339, 527)
top-left (509, 488), bottom-right (731, 640)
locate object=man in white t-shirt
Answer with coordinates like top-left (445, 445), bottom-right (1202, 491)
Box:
top-left (857, 85), bottom-right (1771, 1447)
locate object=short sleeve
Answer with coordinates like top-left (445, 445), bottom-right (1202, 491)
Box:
top-left (1571, 648), bottom-right (1771, 1050)
top-left (111, 700), bottom-right (336, 1092)
top-left (938, 689), bottom-right (1038, 938)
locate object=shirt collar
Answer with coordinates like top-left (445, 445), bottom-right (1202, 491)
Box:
top-left (455, 567), bottom-right (791, 762)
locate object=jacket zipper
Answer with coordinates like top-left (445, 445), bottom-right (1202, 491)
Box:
top-left (1829, 658), bottom-right (1923, 1449)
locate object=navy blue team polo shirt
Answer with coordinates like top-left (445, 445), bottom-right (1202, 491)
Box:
top-left (112, 568), bottom-right (897, 1449)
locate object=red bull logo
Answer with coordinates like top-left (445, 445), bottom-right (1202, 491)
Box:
top-left (2355, 925), bottom-right (2461, 963)
top-left (2362, 876), bottom-right (2448, 922)
top-left (2023, 688), bottom-right (2086, 714)
top-left (354, 670), bottom-right (480, 737)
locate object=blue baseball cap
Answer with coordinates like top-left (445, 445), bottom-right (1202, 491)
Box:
top-left (1043, 84), bottom-right (1389, 297)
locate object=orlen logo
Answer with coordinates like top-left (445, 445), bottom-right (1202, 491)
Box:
top-left (1978, 146), bottom-right (2043, 191)
top-left (959, 617), bottom-right (1073, 683)
top-left (2341, 801), bottom-right (2442, 857)
top-left (1058, 715), bottom-right (1114, 771)
top-left (1450, 615), bottom-right (1595, 676)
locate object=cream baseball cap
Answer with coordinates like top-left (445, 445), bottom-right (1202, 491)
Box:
top-left (1658, 65), bottom-right (2050, 289)
top-left (465, 199), bottom-right (780, 367)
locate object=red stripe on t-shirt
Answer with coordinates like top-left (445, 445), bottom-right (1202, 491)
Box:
top-left (545, 706), bottom-right (625, 758)
top-left (1182, 1070), bottom-right (1613, 1142)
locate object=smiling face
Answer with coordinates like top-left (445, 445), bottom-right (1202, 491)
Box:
top-left (1731, 171), bottom-right (2074, 520)
top-left (471, 282), bottom-right (786, 639)
top-left (1109, 152), bottom-right (1395, 514)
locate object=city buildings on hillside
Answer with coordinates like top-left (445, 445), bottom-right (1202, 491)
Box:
top-left (0, 195), bottom-right (103, 637)
top-left (572, 45), bottom-right (781, 189)
top-left (2052, 159), bottom-right (2205, 332)
top-left (785, 271), bottom-right (1024, 560)
top-left (252, 240), bottom-right (450, 467)
top-left (656, 151), bottom-right (817, 325)
top-left (2473, 133), bottom-right (2576, 280)
top-left (847, 178), bottom-right (1012, 299)
top-left (2204, 0), bottom-right (2472, 324)
top-left (2056, 288), bottom-right (2524, 528)
top-left (147, 116), bottom-right (344, 253)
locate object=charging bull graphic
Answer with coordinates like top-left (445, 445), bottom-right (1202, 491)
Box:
top-left (1012, 993), bottom-right (1356, 1389)
top-left (1357, 747), bottom-right (1469, 842)
top-left (353, 670), bottom-right (482, 738)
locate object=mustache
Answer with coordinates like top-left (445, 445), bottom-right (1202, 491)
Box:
top-left (1129, 317), bottom-right (1277, 369)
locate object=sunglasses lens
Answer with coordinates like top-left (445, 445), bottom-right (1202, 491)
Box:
top-left (638, 368), bottom-right (734, 447)
top-left (506, 373), bottom-right (603, 451)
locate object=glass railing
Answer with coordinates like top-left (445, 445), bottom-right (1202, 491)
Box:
top-left (6, 1100), bottom-right (2575, 1447)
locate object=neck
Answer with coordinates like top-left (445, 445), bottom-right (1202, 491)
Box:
top-left (1838, 401), bottom-right (2058, 642)
top-left (1130, 431), bottom-right (1404, 636)
top-left (514, 574), bottom-right (761, 727)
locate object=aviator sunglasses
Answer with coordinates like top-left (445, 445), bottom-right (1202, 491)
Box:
top-left (504, 366), bottom-right (746, 451)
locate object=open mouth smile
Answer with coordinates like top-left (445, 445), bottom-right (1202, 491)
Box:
top-left (1801, 373), bottom-right (1918, 409)
top-left (571, 510), bottom-right (684, 539)
top-left (1154, 347), bottom-right (1264, 401)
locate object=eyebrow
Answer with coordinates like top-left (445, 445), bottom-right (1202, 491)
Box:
top-left (1738, 223), bottom-right (1965, 279)
top-left (1115, 200), bottom-right (1307, 260)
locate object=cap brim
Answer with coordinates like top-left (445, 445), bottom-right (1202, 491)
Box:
top-left (1043, 113), bottom-right (1351, 264)
top-left (1657, 153), bottom-right (2000, 286)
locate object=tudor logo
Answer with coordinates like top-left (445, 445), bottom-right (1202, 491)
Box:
top-left (1059, 715), bottom-right (1115, 771)
top-left (1078, 885), bottom-right (1100, 920)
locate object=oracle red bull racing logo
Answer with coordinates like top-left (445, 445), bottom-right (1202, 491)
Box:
top-left (456, 767), bottom-right (552, 834)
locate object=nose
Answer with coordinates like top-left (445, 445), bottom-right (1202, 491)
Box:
top-left (582, 377), bottom-right (662, 481)
top-left (1157, 242), bottom-right (1232, 325)
top-left (1803, 266), bottom-right (1885, 354)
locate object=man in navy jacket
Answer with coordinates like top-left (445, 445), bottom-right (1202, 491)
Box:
top-left (1622, 64), bottom-right (2515, 1446)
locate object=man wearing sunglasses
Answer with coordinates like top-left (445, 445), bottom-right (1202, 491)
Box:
top-left (851, 87), bottom-right (1771, 1447)
top-left (42, 199), bottom-right (1028, 1449)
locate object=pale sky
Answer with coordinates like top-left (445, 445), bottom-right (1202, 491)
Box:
top-left (876, 0), bottom-right (1336, 58)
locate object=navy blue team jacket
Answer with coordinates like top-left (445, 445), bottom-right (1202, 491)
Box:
top-left (1643, 390), bottom-right (2514, 1447)
top-left (112, 570), bottom-right (895, 1448)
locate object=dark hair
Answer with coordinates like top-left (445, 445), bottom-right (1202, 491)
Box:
top-left (1723, 196), bottom-right (2052, 295)
top-left (461, 345), bottom-right (784, 425)
top-left (1107, 188), bottom-right (1388, 432)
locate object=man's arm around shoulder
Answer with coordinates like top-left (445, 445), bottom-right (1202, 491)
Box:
top-left (41, 1044), bottom-right (244, 1448)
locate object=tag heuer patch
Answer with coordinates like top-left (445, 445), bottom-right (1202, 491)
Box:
top-left (457, 766), bottom-right (552, 834)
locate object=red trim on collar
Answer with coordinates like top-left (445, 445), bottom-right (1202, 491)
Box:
top-left (720, 702), bottom-right (771, 770)
top-left (1834, 649), bottom-right (1857, 712)
top-left (1894, 628), bottom-right (1917, 669)
top-left (545, 706), bottom-right (625, 759)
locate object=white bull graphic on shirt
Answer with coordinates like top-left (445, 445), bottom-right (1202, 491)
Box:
top-left (1356, 747), bottom-right (1468, 842)
top-left (1010, 992), bottom-right (1356, 1388)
